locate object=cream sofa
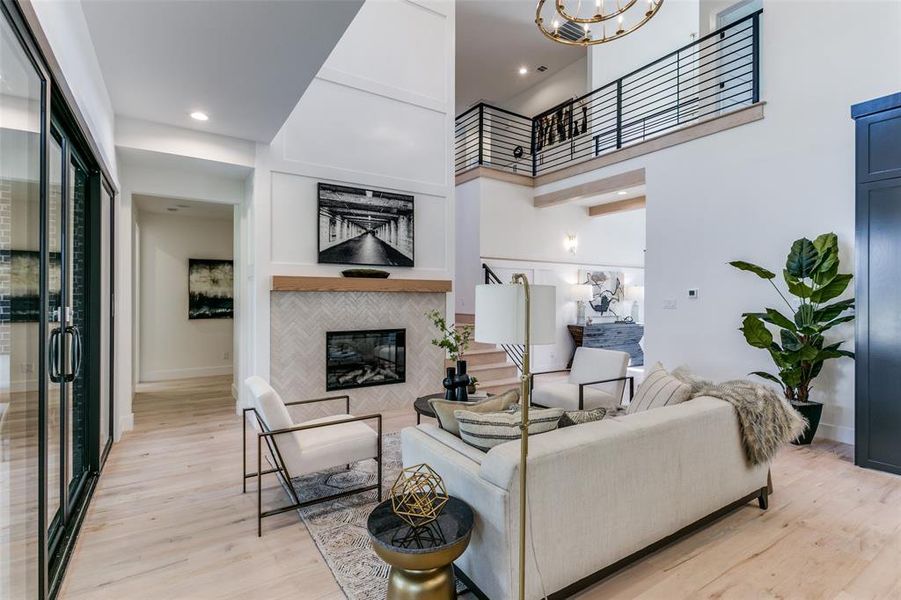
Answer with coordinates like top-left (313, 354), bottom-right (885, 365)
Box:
top-left (401, 397), bottom-right (770, 599)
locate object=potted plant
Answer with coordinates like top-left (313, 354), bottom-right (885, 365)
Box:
top-left (729, 233), bottom-right (855, 445)
top-left (467, 376), bottom-right (479, 395)
top-left (426, 310), bottom-right (474, 400)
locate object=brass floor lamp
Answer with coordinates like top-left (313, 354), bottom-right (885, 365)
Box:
top-left (475, 274), bottom-right (556, 600)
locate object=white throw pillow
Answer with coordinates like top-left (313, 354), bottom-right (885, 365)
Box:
top-left (626, 362), bottom-right (692, 414)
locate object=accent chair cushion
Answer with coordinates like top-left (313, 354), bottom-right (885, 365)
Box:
top-left (568, 347), bottom-right (630, 398)
top-left (626, 362), bottom-right (692, 414)
top-left (531, 383), bottom-right (621, 411)
top-left (245, 376), bottom-right (378, 477)
top-left (429, 389), bottom-right (519, 436)
top-left (455, 407), bottom-right (564, 452)
top-left (292, 414), bottom-right (378, 476)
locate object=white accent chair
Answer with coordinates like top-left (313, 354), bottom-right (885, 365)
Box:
top-left (242, 376), bottom-right (381, 536)
top-left (530, 347), bottom-right (633, 410)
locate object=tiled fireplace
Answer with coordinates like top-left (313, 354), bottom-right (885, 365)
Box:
top-left (270, 280), bottom-right (448, 421)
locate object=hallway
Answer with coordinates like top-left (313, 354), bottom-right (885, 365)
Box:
top-left (318, 231), bottom-right (412, 266)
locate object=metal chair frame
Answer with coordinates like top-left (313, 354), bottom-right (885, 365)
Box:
top-left (241, 394), bottom-right (382, 536)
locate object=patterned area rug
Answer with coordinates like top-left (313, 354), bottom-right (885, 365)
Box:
top-left (291, 433), bottom-right (408, 600)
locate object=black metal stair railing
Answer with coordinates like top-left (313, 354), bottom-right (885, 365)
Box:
top-left (455, 9), bottom-right (762, 178)
top-left (481, 263), bottom-right (525, 373)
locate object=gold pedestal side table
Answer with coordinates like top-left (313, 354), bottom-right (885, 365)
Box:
top-left (367, 496), bottom-right (474, 600)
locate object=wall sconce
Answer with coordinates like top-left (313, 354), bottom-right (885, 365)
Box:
top-left (564, 234), bottom-right (578, 255)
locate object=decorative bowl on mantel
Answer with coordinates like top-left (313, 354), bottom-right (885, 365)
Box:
top-left (341, 268), bottom-right (390, 279)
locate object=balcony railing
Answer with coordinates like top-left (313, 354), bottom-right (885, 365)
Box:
top-left (455, 9), bottom-right (761, 179)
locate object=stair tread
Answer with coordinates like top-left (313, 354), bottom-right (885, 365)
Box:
top-left (481, 377), bottom-right (522, 386)
top-left (462, 348), bottom-right (507, 356)
top-left (468, 361), bottom-right (516, 371)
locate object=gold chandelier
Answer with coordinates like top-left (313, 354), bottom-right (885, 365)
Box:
top-left (536, 0), bottom-right (664, 46)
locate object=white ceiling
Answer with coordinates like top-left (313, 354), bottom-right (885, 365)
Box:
top-left (456, 0), bottom-right (585, 114)
top-left (134, 193), bottom-right (234, 220)
top-left (81, 0), bottom-right (363, 142)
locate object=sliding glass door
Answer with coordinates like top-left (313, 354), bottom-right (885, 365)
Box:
top-left (46, 127), bottom-right (91, 554)
top-left (0, 7), bottom-right (46, 598)
top-left (2, 3), bottom-right (115, 596)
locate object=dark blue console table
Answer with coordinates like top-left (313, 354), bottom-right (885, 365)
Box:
top-left (567, 322), bottom-right (644, 367)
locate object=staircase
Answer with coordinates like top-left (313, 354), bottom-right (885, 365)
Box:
top-left (450, 313), bottom-right (520, 395)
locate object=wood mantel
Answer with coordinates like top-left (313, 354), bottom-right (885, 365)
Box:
top-left (271, 276), bottom-right (452, 293)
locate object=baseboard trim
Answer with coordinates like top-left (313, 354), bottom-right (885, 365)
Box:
top-left (117, 412), bottom-right (134, 437)
top-left (140, 365), bottom-right (233, 382)
top-left (815, 422), bottom-right (854, 445)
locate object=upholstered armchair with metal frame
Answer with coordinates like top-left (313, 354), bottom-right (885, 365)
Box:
top-left (530, 347), bottom-right (633, 410)
top-left (242, 376), bottom-right (382, 536)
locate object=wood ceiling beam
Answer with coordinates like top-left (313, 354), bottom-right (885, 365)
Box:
top-left (587, 195), bottom-right (646, 217)
top-left (533, 168), bottom-right (645, 208)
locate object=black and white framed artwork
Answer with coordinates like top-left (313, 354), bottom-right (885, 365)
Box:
top-left (188, 259), bottom-right (234, 319)
top-left (317, 182), bottom-right (414, 267)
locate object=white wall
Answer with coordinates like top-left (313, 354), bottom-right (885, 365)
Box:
top-left (589, 0), bottom-right (700, 89)
top-left (502, 56), bottom-right (589, 117)
top-left (30, 0), bottom-right (117, 184)
top-left (137, 210), bottom-right (233, 382)
top-left (245, 0), bottom-right (456, 408)
top-left (535, 0), bottom-right (901, 443)
top-left (479, 178), bottom-right (645, 266)
top-left (455, 177), bottom-right (646, 367)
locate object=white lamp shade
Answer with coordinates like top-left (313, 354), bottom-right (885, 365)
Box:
top-left (475, 284), bottom-right (556, 345)
top-left (571, 284), bottom-right (593, 302)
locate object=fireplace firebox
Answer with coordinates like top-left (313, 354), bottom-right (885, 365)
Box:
top-left (326, 329), bottom-right (406, 391)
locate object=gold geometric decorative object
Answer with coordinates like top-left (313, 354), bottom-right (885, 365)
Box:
top-left (390, 463), bottom-right (449, 528)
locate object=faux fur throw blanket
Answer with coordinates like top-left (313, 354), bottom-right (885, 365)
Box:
top-left (672, 369), bottom-right (807, 465)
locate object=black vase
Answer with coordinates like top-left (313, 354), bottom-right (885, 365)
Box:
top-left (443, 367), bottom-right (456, 400)
top-left (791, 401), bottom-right (823, 445)
top-left (454, 360), bottom-right (469, 403)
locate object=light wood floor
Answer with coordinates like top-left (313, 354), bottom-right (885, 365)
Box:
top-left (58, 379), bottom-right (901, 600)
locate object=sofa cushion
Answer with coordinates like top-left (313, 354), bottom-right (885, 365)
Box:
top-left (455, 407), bottom-right (564, 452)
top-left (626, 362), bottom-right (692, 414)
top-left (429, 389), bottom-right (519, 436)
top-left (559, 407), bottom-right (608, 427)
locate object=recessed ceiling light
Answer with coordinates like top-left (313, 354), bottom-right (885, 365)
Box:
top-left (617, 190), bottom-right (629, 195)
top-left (518, 66), bottom-right (528, 75)
top-left (190, 111), bottom-right (209, 121)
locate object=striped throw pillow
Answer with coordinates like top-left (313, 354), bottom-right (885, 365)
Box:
top-left (455, 407), bottom-right (564, 452)
top-left (626, 363), bottom-right (692, 414)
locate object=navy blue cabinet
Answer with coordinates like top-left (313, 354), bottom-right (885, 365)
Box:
top-left (852, 92), bottom-right (901, 475)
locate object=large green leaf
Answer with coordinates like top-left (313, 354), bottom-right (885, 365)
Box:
top-left (740, 315), bottom-right (773, 349)
top-left (810, 273), bottom-right (853, 303)
top-left (780, 367), bottom-right (802, 387)
top-left (750, 371), bottom-right (784, 386)
top-left (821, 314), bottom-right (855, 330)
top-left (813, 233), bottom-right (839, 269)
top-left (780, 329), bottom-right (803, 351)
top-left (760, 308), bottom-right (797, 331)
top-left (815, 298), bottom-right (855, 322)
top-left (729, 260), bottom-right (776, 280)
top-left (786, 238), bottom-right (819, 279)
top-left (784, 270), bottom-right (812, 299)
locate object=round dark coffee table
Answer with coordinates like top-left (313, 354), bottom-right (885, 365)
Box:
top-left (367, 496), bottom-right (474, 599)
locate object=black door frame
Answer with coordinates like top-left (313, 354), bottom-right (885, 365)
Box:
top-left (2, 1), bottom-right (117, 597)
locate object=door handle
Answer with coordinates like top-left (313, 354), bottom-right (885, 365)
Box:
top-left (49, 327), bottom-right (63, 383)
top-left (64, 325), bottom-right (83, 382)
